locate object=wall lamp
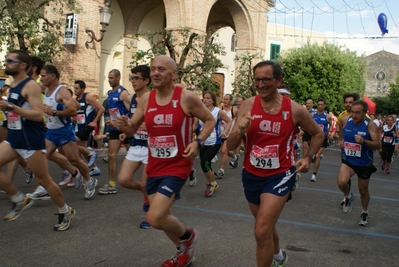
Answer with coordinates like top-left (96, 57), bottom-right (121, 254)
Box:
top-left (85, 0), bottom-right (113, 49)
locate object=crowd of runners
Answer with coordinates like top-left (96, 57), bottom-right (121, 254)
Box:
top-left (1, 50), bottom-right (395, 267)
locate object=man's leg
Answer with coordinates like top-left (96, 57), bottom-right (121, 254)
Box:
top-left (118, 158), bottom-right (142, 191)
top-left (108, 138), bottom-right (121, 183)
top-left (357, 177), bottom-right (370, 212)
top-left (311, 146), bottom-right (324, 182)
top-left (338, 163), bottom-right (356, 212)
top-left (248, 192), bottom-right (290, 267)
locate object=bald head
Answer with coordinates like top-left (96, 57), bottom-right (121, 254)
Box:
top-left (150, 55), bottom-right (177, 89)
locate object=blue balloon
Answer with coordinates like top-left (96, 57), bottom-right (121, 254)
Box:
top-left (378, 13), bottom-right (388, 36)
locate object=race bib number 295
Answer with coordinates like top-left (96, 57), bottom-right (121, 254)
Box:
top-left (148, 135), bottom-right (178, 158)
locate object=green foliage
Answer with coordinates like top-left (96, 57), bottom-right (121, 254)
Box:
top-left (130, 28), bottom-right (225, 94)
top-left (231, 52), bottom-right (262, 98)
top-left (0, 0), bottom-right (81, 63)
top-left (387, 76), bottom-right (399, 110)
top-left (278, 42), bottom-right (366, 112)
top-left (372, 96), bottom-right (396, 115)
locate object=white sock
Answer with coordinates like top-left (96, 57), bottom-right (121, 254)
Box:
top-left (10, 191), bottom-right (24, 203)
top-left (274, 249), bottom-right (284, 261)
top-left (58, 204), bottom-right (69, 214)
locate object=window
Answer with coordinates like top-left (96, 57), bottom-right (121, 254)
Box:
top-left (231, 34), bottom-right (237, 52)
top-left (270, 44), bottom-right (281, 60)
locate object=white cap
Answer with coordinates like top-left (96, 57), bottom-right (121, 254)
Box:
top-left (278, 88), bottom-right (290, 95)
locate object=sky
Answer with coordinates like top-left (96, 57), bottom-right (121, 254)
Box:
top-left (267, 0), bottom-right (399, 56)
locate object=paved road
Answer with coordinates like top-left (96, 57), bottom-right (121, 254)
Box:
top-left (1, 147), bottom-right (399, 267)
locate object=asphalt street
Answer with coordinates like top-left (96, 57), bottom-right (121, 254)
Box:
top-left (1, 147), bottom-right (398, 267)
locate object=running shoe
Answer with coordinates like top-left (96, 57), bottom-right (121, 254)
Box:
top-left (72, 169), bottom-right (83, 189)
top-left (272, 260), bottom-right (280, 267)
top-left (343, 194), bottom-right (355, 213)
top-left (189, 169), bottom-right (197, 187)
top-left (139, 219), bottom-right (152, 229)
top-left (274, 249), bottom-right (288, 267)
top-left (84, 177), bottom-right (98, 199)
top-left (99, 184), bottom-right (117, 194)
top-left (24, 169), bottom-right (34, 184)
top-left (4, 196), bottom-right (34, 221)
top-left (59, 170), bottom-right (72, 187)
top-left (103, 156), bottom-right (109, 163)
top-left (204, 182), bottom-right (219, 197)
top-left (54, 206), bottom-right (75, 231)
top-left (161, 253), bottom-right (178, 267)
top-left (310, 174), bottom-right (317, 182)
top-left (381, 163), bottom-right (385, 170)
top-left (386, 169), bottom-right (390, 174)
top-left (87, 151), bottom-right (98, 167)
top-left (340, 196), bottom-right (346, 207)
top-left (142, 202), bottom-right (150, 212)
top-left (359, 212), bottom-right (369, 226)
top-left (214, 169), bottom-right (224, 179)
top-left (89, 166), bottom-right (101, 176)
top-left (27, 186), bottom-right (50, 200)
top-left (229, 154), bottom-right (240, 168)
top-left (211, 155), bottom-right (218, 163)
top-left (177, 228), bottom-right (197, 267)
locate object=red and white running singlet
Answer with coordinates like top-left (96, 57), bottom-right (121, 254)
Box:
top-left (145, 86), bottom-right (193, 180)
top-left (243, 96), bottom-right (298, 177)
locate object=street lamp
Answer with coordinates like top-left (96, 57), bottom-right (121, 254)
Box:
top-left (85, 0), bottom-right (113, 49)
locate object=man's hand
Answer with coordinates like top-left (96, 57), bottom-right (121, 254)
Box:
top-left (294, 157), bottom-right (312, 173)
top-left (238, 111), bottom-right (253, 134)
top-left (183, 142), bottom-right (199, 160)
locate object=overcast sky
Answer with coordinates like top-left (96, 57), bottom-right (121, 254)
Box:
top-left (267, 0), bottom-right (399, 56)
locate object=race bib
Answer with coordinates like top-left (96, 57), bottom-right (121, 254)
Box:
top-left (250, 144), bottom-right (280, 169)
top-left (134, 130), bottom-right (148, 140)
top-left (344, 142), bottom-right (361, 157)
top-left (383, 136), bottom-right (393, 143)
top-left (148, 135), bottom-right (178, 158)
top-left (7, 111), bottom-right (22, 130)
top-left (109, 108), bottom-right (120, 121)
top-left (76, 114), bottom-right (85, 124)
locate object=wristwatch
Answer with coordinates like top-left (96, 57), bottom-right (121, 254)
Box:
top-left (362, 139), bottom-right (367, 145)
top-left (307, 154), bottom-right (316, 163)
top-left (195, 138), bottom-right (204, 149)
top-left (52, 109), bottom-right (57, 116)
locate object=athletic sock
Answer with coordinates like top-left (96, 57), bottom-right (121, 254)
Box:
top-left (10, 191), bottom-right (24, 203)
top-left (109, 181), bottom-right (116, 187)
top-left (274, 249), bottom-right (284, 261)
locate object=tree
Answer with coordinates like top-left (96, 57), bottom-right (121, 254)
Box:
top-left (231, 52), bottom-right (262, 99)
top-left (372, 96), bottom-right (396, 115)
top-left (0, 0), bottom-right (81, 63)
top-left (278, 42), bottom-right (366, 112)
top-left (130, 28), bottom-right (225, 94)
top-left (386, 76), bottom-right (399, 111)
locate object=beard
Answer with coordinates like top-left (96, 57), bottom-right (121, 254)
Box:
top-left (4, 68), bottom-right (18, 76)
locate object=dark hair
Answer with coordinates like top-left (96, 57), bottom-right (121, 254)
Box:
top-left (352, 99), bottom-right (368, 113)
top-left (109, 69), bottom-right (121, 77)
top-left (74, 80), bottom-right (86, 89)
top-left (43, 64), bottom-right (60, 80)
top-left (203, 90), bottom-right (217, 107)
top-left (67, 88), bottom-right (74, 96)
top-left (131, 65), bottom-right (151, 84)
top-left (317, 98), bottom-right (326, 104)
top-left (279, 84), bottom-right (290, 91)
top-left (224, 94), bottom-right (233, 101)
top-left (253, 60), bottom-right (284, 78)
top-left (343, 92), bottom-right (359, 102)
top-left (30, 56), bottom-right (45, 75)
top-left (9, 50), bottom-right (32, 71)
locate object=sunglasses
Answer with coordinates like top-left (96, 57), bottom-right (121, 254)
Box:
top-left (4, 59), bottom-right (22, 64)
